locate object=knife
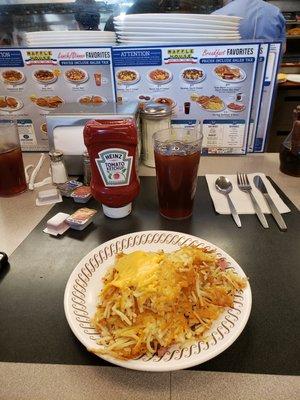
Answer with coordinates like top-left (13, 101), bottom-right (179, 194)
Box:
top-left (253, 176), bottom-right (287, 231)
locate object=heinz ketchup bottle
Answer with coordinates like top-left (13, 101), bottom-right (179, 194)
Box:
top-left (84, 119), bottom-right (140, 218)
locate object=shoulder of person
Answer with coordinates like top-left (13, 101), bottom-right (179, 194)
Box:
top-left (262, 1), bottom-right (282, 17)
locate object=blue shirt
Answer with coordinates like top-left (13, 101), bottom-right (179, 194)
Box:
top-left (212, 0), bottom-right (286, 42)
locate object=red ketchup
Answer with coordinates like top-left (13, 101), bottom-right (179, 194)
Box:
top-left (84, 119), bottom-right (140, 218)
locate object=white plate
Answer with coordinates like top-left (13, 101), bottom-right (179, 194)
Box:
top-left (1, 69), bottom-right (25, 85)
top-left (115, 18), bottom-right (240, 28)
top-left (0, 96), bottom-right (23, 112)
top-left (119, 39), bottom-right (240, 44)
top-left (181, 67), bottom-right (206, 84)
top-left (147, 68), bottom-right (173, 85)
top-left (115, 13), bottom-right (242, 23)
top-left (154, 97), bottom-right (176, 108)
top-left (64, 230), bottom-right (252, 372)
top-left (34, 96), bottom-right (64, 111)
top-left (214, 65), bottom-right (246, 83)
top-left (26, 30), bottom-right (116, 37)
top-left (195, 97), bottom-right (226, 112)
top-left (118, 31), bottom-right (240, 37)
top-left (25, 39), bottom-right (115, 45)
top-left (227, 103), bottom-right (246, 112)
top-left (32, 69), bottom-right (58, 85)
top-left (64, 68), bottom-right (89, 85)
top-left (77, 94), bottom-right (108, 106)
top-left (286, 74), bottom-right (300, 83)
top-left (116, 69), bottom-right (140, 85)
top-left (114, 21), bottom-right (239, 30)
top-left (25, 43), bottom-right (116, 48)
top-left (116, 27), bottom-right (239, 34)
top-left (119, 37), bottom-right (241, 43)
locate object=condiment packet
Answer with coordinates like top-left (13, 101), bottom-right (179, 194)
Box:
top-left (57, 180), bottom-right (83, 197)
top-left (36, 188), bottom-right (62, 206)
top-left (43, 212), bottom-right (70, 236)
top-left (71, 186), bottom-right (92, 203)
top-left (66, 207), bottom-right (97, 230)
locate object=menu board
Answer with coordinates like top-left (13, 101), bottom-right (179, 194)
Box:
top-left (247, 43), bottom-right (269, 152)
top-left (113, 43), bottom-right (260, 154)
top-left (0, 47), bottom-right (115, 151)
top-left (253, 42), bottom-right (282, 152)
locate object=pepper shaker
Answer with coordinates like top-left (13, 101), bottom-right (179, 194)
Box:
top-left (83, 150), bottom-right (91, 186)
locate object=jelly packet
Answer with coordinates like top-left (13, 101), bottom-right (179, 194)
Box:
top-left (71, 186), bottom-right (92, 203)
top-left (57, 180), bottom-right (83, 197)
top-left (66, 207), bottom-right (97, 230)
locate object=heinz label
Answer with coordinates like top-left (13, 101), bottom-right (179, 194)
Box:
top-left (95, 148), bottom-right (133, 187)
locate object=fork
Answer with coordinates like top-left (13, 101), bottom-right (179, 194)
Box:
top-left (237, 173), bottom-right (269, 229)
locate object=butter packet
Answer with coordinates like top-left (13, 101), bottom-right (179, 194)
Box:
top-left (66, 207), bottom-right (97, 230)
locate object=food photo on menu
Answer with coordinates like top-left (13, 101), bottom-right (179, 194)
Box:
top-left (0, 2), bottom-right (299, 398)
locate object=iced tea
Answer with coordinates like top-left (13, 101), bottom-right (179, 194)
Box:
top-left (154, 127), bottom-right (202, 219)
top-left (0, 146), bottom-right (27, 196)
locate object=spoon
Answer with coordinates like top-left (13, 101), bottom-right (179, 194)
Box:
top-left (215, 176), bottom-right (241, 228)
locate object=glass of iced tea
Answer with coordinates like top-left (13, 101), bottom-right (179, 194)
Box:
top-left (0, 120), bottom-right (27, 196)
top-left (154, 125), bottom-right (202, 219)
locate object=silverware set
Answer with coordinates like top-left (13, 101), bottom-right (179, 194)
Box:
top-left (215, 173), bottom-right (287, 231)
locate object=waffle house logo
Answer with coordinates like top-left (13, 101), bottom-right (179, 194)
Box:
top-left (164, 49), bottom-right (197, 64)
top-left (25, 51), bottom-right (58, 66)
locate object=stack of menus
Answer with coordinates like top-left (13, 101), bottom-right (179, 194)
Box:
top-left (0, 41), bottom-right (281, 154)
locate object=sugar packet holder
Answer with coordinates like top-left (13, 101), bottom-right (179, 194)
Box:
top-left (66, 208), bottom-right (97, 231)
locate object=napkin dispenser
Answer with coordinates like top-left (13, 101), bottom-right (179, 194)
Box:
top-left (46, 102), bottom-right (139, 175)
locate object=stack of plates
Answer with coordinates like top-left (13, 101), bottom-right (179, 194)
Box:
top-left (114, 13), bottom-right (241, 44)
top-left (24, 31), bottom-right (116, 46)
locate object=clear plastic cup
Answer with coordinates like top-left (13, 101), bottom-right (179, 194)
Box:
top-left (153, 125), bottom-right (203, 219)
top-left (0, 120), bottom-right (27, 196)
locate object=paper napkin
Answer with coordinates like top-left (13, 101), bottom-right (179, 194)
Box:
top-left (205, 173), bottom-right (291, 215)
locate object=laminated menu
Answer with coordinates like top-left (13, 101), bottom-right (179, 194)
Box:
top-left (253, 42), bottom-right (282, 152)
top-left (247, 43), bottom-right (269, 152)
top-left (113, 43), bottom-right (260, 154)
top-left (0, 47), bottom-right (115, 151)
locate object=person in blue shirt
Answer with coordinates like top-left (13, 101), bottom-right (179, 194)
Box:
top-left (212, 0), bottom-right (286, 43)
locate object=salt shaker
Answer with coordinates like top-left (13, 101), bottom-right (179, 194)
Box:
top-left (49, 150), bottom-right (68, 184)
top-left (140, 104), bottom-right (172, 167)
top-left (82, 150), bottom-right (91, 186)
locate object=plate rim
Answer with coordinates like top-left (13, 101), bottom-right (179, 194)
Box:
top-left (214, 65), bottom-right (247, 83)
top-left (286, 74), bottom-right (300, 83)
top-left (147, 68), bottom-right (173, 85)
top-left (77, 94), bottom-right (108, 106)
top-left (181, 67), bottom-right (206, 84)
top-left (64, 67), bottom-right (89, 85)
top-left (64, 230), bottom-right (252, 372)
top-left (32, 68), bottom-right (58, 85)
top-left (0, 96), bottom-right (24, 111)
top-left (115, 14), bottom-right (242, 22)
top-left (34, 96), bottom-right (64, 111)
top-left (116, 68), bottom-right (141, 85)
top-left (1, 69), bottom-right (26, 85)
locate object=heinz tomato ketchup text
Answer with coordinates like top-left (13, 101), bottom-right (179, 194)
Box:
top-left (84, 119), bottom-right (140, 219)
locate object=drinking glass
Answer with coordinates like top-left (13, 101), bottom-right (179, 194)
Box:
top-left (0, 120), bottom-right (27, 196)
top-left (153, 125), bottom-right (202, 219)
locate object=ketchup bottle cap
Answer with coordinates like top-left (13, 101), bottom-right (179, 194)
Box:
top-left (102, 203), bottom-right (132, 219)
